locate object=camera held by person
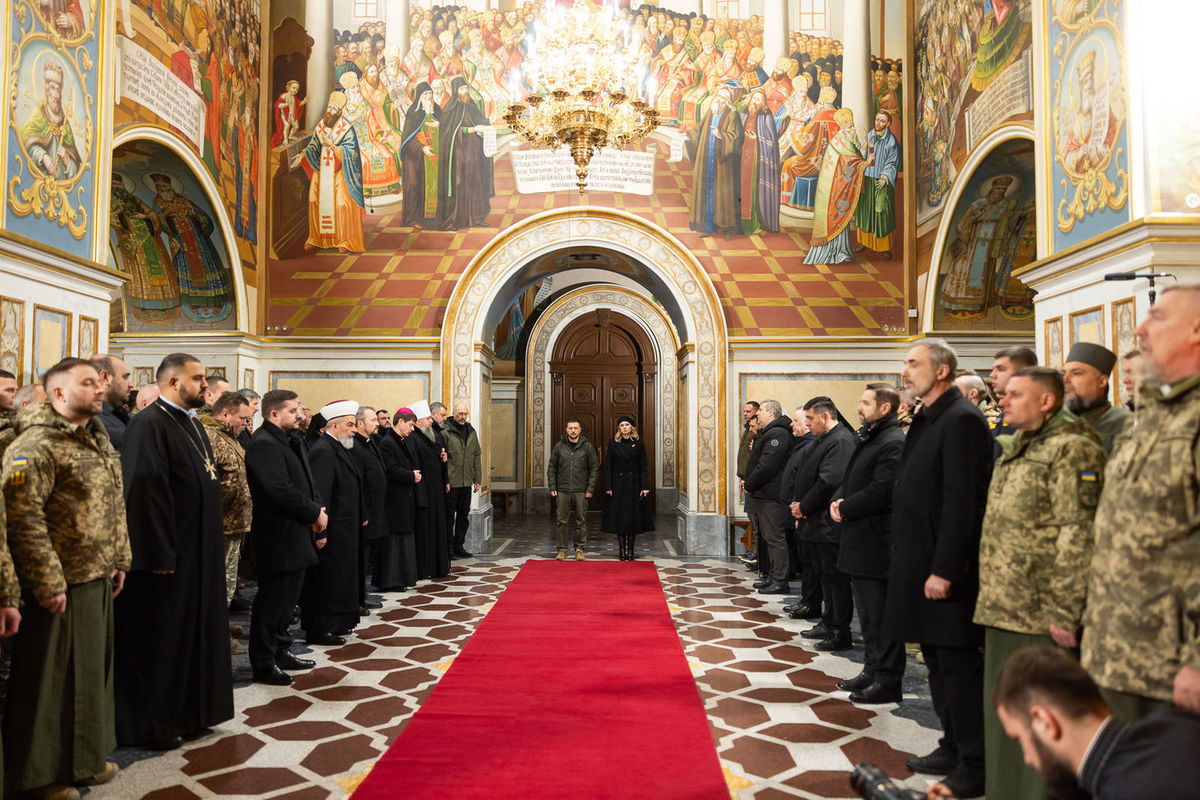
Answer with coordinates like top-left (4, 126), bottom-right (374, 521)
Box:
top-left (850, 763), bottom-right (925, 800)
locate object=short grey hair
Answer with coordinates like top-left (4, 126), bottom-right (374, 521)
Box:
top-left (759, 399), bottom-right (783, 419)
top-left (356, 406), bottom-right (376, 422)
top-left (955, 373), bottom-right (987, 398)
top-left (916, 337), bottom-right (958, 375)
top-left (236, 388), bottom-right (260, 401)
top-left (430, 401), bottom-right (447, 414)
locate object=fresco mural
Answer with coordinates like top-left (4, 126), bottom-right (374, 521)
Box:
top-left (3, 0), bottom-right (103, 259)
top-left (915, 0), bottom-right (1032, 220)
top-left (267, 0), bottom-right (912, 340)
top-left (109, 140), bottom-right (237, 332)
top-left (1047, 0), bottom-right (1129, 251)
top-left (113, 0), bottom-right (261, 268)
top-left (931, 137), bottom-right (1036, 331)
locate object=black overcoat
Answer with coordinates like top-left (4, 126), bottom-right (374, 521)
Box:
top-left (303, 435), bottom-right (366, 628)
top-left (114, 400), bottom-right (233, 745)
top-left (411, 428), bottom-right (451, 578)
top-left (793, 423), bottom-right (856, 543)
top-left (378, 428), bottom-right (419, 534)
top-left (881, 386), bottom-right (994, 647)
top-left (244, 421), bottom-right (323, 572)
top-left (833, 415), bottom-right (905, 579)
top-left (600, 436), bottom-right (654, 534)
top-left (351, 432), bottom-right (389, 541)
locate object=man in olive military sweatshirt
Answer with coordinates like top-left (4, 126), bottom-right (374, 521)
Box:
top-left (547, 418), bottom-right (599, 560)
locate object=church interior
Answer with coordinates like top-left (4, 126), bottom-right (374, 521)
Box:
top-left (0, 0), bottom-right (1197, 797)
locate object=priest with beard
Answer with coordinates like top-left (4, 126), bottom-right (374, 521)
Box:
top-left (409, 401), bottom-right (451, 579)
top-left (435, 76), bottom-right (494, 230)
top-left (400, 82), bottom-right (440, 228)
top-left (302, 401), bottom-right (367, 645)
top-left (375, 408), bottom-right (421, 590)
top-left (115, 353), bottom-right (232, 750)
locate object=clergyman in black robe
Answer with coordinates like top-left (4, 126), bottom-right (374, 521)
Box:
top-left (411, 417), bottom-right (451, 579)
top-left (375, 410), bottom-right (420, 589)
top-left (400, 82), bottom-right (440, 228)
top-left (435, 76), bottom-right (494, 230)
top-left (350, 409), bottom-right (389, 604)
top-left (115, 354), bottom-right (233, 749)
top-left (303, 408), bottom-right (366, 642)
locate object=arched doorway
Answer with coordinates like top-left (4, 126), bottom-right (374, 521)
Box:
top-left (550, 309), bottom-right (656, 513)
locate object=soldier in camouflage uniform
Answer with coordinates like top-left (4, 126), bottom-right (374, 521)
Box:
top-left (0, 492), bottom-right (22, 792)
top-left (1063, 341), bottom-right (1132, 454)
top-left (896, 387), bottom-right (917, 434)
top-left (201, 391), bottom-right (254, 653)
top-left (0, 368), bottom-right (14, 453)
top-left (1, 358), bottom-right (131, 798)
top-left (1082, 285), bottom-right (1200, 722)
top-left (972, 367), bottom-right (1107, 800)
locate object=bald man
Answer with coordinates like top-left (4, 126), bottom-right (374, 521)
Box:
top-left (442, 402), bottom-right (481, 559)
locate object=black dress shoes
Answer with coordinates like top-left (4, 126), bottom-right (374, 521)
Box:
top-left (453, 548), bottom-right (473, 558)
top-left (907, 745), bottom-right (959, 774)
top-left (786, 603), bottom-right (822, 620)
top-left (363, 598), bottom-right (383, 609)
top-left (849, 682), bottom-right (903, 704)
top-left (758, 581), bottom-right (790, 594)
top-left (752, 577), bottom-right (772, 589)
top-left (277, 652), bottom-right (315, 671)
top-left (145, 735), bottom-right (184, 751)
top-left (358, 606), bottom-right (370, 616)
top-left (253, 666), bottom-right (293, 686)
top-left (813, 635), bottom-right (852, 652)
top-left (306, 632), bottom-right (345, 646)
top-left (837, 671), bottom-right (875, 692)
top-left (800, 623), bottom-right (832, 640)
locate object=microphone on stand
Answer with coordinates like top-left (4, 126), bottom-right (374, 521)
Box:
top-left (1103, 272), bottom-right (1176, 305)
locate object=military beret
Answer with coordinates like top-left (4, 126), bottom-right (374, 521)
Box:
top-left (1065, 342), bottom-right (1117, 375)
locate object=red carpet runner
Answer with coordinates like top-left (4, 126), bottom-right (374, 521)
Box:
top-left (353, 560), bottom-right (729, 799)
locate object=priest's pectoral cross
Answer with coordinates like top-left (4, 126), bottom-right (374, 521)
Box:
top-left (203, 456), bottom-right (218, 481)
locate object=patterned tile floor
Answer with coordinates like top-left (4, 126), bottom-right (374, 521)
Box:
top-left (93, 515), bottom-right (943, 799)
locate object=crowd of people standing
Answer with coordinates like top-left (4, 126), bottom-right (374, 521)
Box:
top-left (0, 354), bottom-right (481, 800)
top-left (736, 283), bottom-right (1200, 800)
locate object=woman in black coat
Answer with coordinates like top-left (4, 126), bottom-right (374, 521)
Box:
top-left (600, 416), bottom-right (654, 560)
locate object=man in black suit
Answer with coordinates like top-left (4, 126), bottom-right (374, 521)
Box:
top-left (302, 400), bottom-right (367, 645)
top-left (988, 646), bottom-right (1200, 800)
top-left (829, 383), bottom-right (906, 703)
top-left (245, 389), bottom-right (327, 686)
top-left (351, 405), bottom-right (388, 609)
top-left (792, 396), bottom-right (856, 651)
top-left (375, 409), bottom-right (421, 589)
top-left (884, 339), bottom-right (994, 798)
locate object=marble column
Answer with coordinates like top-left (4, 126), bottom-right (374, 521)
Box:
top-left (842, 0), bottom-right (872, 139)
top-left (306, 0), bottom-right (334, 130)
top-left (386, 0), bottom-right (410, 58)
top-left (764, 0), bottom-right (788, 73)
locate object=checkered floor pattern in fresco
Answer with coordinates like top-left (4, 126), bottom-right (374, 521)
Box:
top-left (91, 552), bottom-right (943, 799)
top-left (266, 152), bottom-right (909, 339)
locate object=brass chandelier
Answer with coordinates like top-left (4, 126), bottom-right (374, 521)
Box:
top-left (503, 0), bottom-right (659, 192)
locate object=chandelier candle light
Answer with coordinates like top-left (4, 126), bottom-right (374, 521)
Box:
top-left (503, 0), bottom-right (659, 192)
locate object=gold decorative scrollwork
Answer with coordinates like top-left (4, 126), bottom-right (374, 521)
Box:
top-left (1056, 151), bottom-right (1128, 233)
top-left (7, 154), bottom-right (89, 238)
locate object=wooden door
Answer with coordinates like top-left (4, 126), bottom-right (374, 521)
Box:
top-left (550, 310), bottom-right (656, 513)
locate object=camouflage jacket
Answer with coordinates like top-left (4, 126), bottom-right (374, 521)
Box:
top-left (897, 409), bottom-right (914, 435)
top-left (0, 495), bottom-right (17, 606)
top-left (1082, 374), bottom-right (1200, 701)
top-left (975, 409), bottom-right (1106, 635)
top-left (201, 415), bottom-right (252, 536)
top-left (1078, 401), bottom-right (1132, 455)
top-left (978, 398), bottom-right (1002, 429)
top-left (1, 402), bottom-right (131, 600)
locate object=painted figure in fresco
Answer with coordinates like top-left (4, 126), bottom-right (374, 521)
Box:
top-left (939, 175), bottom-right (1025, 315)
top-left (686, 86), bottom-right (744, 238)
top-left (400, 82), bottom-right (441, 228)
top-left (272, 80), bottom-right (308, 147)
top-left (874, 69), bottom-right (902, 143)
top-left (854, 111), bottom-right (900, 259)
top-left (36, 0), bottom-right (85, 38)
top-left (679, 32), bottom-right (719, 125)
top-left (1059, 48), bottom-right (1122, 176)
top-left (294, 92), bottom-right (366, 253)
top-left (973, 0), bottom-right (1027, 91)
top-left (435, 77), bottom-right (494, 231)
top-left (652, 33), bottom-right (697, 120)
top-left (780, 86), bottom-right (839, 196)
top-left (761, 58), bottom-right (796, 118)
top-left (339, 72), bottom-right (401, 211)
top-left (21, 61), bottom-right (81, 180)
top-left (739, 90), bottom-right (780, 234)
top-left (804, 108), bottom-right (866, 266)
top-left (234, 103), bottom-right (257, 243)
top-left (149, 173), bottom-right (231, 314)
top-left (110, 173), bottom-right (181, 322)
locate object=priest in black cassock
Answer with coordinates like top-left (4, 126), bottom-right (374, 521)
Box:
top-left (376, 407), bottom-right (421, 589)
top-left (115, 353), bottom-right (233, 750)
top-left (302, 400), bottom-right (367, 644)
top-left (350, 406), bottom-right (389, 606)
top-left (409, 400), bottom-right (451, 579)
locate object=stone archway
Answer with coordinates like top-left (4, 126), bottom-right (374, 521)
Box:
top-left (441, 208), bottom-right (728, 549)
top-left (526, 286), bottom-right (679, 500)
